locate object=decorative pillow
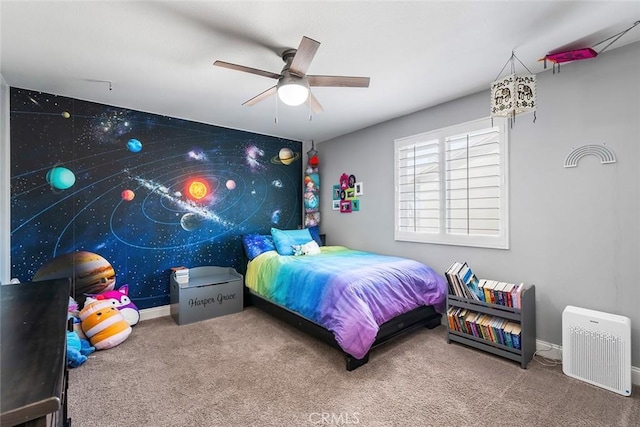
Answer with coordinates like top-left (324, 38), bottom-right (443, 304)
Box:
top-left (300, 240), bottom-right (321, 255)
top-left (271, 227), bottom-right (313, 256)
top-left (243, 234), bottom-right (276, 260)
top-left (307, 225), bottom-right (323, 246)
top-left (85, 284), bottom-right (140, 326)
top-left (80, 297), bottom-right (131, 350)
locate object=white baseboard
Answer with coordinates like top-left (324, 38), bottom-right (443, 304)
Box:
top-left (536, 338), bottom-right (640, 387)
top-left (139, 304), bottom-right (170, 321)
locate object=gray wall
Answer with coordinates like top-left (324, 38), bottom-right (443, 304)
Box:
top-left (318, 42), bottom-right (640, 367)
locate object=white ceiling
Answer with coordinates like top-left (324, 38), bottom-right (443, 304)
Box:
top-left (1, 1), bottom-right (639, 143)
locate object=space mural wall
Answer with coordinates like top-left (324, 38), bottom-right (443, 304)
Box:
top-left (9, 88), bottom-right (302, 309)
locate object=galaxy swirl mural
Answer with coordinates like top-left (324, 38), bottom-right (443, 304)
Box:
top-left (10, 88), bottom-right (302, 309)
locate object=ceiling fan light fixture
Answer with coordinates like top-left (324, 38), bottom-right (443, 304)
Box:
top-left (277, 74), bottom-right (310, 106)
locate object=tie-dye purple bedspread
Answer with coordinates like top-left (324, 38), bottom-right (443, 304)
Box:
top-left (245, 246), bottom-right (447, 359)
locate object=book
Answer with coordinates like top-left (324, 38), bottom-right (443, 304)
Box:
top-left (447, 307), bottom-right (459, 332)
top-left (494, 282), bottom-right (507, 306)
top-left (502, 282), bottom-right (515, 307)
top-left (512, 283), bottom-right (525, 309)
top-left (444, 262), bottom-right (458, 295)
top-left (454, 263), bottom-right (474, 299)
top-left (465, 312), bottom-right (480, 337)
top-left (466, 273), bottom-right (484, 301)
top-left (456, 262), bottom-right (482, 300)
top-left (445, 262), bottom-right (465, 297)
top-left (503, 322), bottom-right (514, 348)
top-left (172, 266), bottom-right (190, 284)
top-left (482, 280), bottom-right (494, 303)
top-left (494, 318), bottom-right (507, 346)
top-left (511, 324), bottom-right (522, 349)
top-left (483, 280), bottom-right (498, 304)
top-left (478, 279), bottom-right (487, 302)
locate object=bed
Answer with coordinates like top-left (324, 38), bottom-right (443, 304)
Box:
top-left (242, 228), bottom-right (448, 370)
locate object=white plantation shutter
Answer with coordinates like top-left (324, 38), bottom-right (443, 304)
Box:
top-left (395, 117), bottom-right (509, 249)
top-left (446, 127), bottom-right (501, 236)
top-left (397, 138), bottom-right (440, 233)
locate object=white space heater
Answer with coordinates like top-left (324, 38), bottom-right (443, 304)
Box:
top-left (562, 305), bottom-right (631, 396)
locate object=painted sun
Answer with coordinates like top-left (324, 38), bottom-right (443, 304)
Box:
top-left (187, 179), bottom-right (209, 200)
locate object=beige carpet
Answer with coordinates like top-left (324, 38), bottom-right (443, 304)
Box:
top-left (68, 306), bottom-right (640, 426)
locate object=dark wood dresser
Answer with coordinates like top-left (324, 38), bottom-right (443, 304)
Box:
top-left (1, 278), bottom-right (71, 427)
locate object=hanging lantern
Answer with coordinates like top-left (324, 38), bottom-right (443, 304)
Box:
top-left (490, 52), bottom-right (536, 123)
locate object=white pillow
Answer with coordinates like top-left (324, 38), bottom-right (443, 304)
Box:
top-left (300, 240), bottom-right (321, 255)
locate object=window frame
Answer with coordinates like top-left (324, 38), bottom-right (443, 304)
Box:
top-left (394, 117), bottom-right (509, 249)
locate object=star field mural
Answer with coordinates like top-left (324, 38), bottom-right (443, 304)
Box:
top-left (10, 88), bottom-right (302, 309)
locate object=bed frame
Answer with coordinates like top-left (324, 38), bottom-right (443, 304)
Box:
top-left (245, 287), bottom-right (442, 371)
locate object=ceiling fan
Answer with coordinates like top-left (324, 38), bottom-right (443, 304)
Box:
top-left (213, 36), bottom-right (370, 113)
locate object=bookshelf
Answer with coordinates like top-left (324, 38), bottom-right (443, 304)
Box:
top-left (446, 284), bottom-right (536, 369)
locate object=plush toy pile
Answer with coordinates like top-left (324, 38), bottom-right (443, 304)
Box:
top-left (65, 284), bottom-right (140, 368)
top-left (86, 284), bottom-right (140, 327)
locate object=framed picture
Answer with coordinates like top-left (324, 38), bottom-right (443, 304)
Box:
top-left (332, 200), bottom-right (340, 210)
top-left (340, 200), bottom-right (352, 213)
top-left (345, 188), bottom-right (356, 200)
top-left (340, 173), bottom-right (350, 190)
top-left (352, 199), bottom-right (360, 211)
top-left (355, 182), bottom-right (364, 196)
top-left (348, 174), bottom-right (357, 188)
top-left (332, 185), bottom-right (341, 200)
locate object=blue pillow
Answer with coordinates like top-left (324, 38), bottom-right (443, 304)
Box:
top-left (270, 228), bottom-right (314, 256)
top-left (243, 234), bottom-right (276, 260)
top-left (307, 225), bottom-right (323, 246)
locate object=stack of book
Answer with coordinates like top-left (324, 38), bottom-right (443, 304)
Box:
top-left (445, 261), bottom-right (527, 308)
top-left (446, 306), bottom-right (522, 349)
top-left (479, 279), bottom-right (526, 309)
top-left (444, 261), bottom-right (483, 301)
top-left (172, 266), bottom-right (189, 284)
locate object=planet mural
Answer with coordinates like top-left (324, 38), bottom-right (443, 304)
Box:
top-left (62, 111), bottom-right (71, 119)
top-left (127, 138), bottom-right (143, 153)
top-left (270, 147), bottom-right (301, 165)
top-left (225, 180), bottom-right (236, 190)
top-left (33, 251), bottom-right (116, 305)
top-left (180, 213), bottom-right (203, 231)
top-left (46, 166), bottom-right (76, 190)
top-left (10, 88), bottom-right (303, 310)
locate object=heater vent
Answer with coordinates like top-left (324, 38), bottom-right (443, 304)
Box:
top-left (562, 306), bottom-right (631, 396)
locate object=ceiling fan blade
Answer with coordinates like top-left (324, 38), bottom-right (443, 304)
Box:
top-left (307, 75), bottom-right (370, 87)
top-left (242, 86), bottom-right (277, 106)
top-left (289, 36), bottom-right (320, 77)
top-left (214, 60), bottom-right (281, 80)
top-left (308, 91), bottom-right (324, 114)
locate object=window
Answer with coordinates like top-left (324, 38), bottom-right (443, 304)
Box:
top-left (394, 117), bottom-right (509, 249)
